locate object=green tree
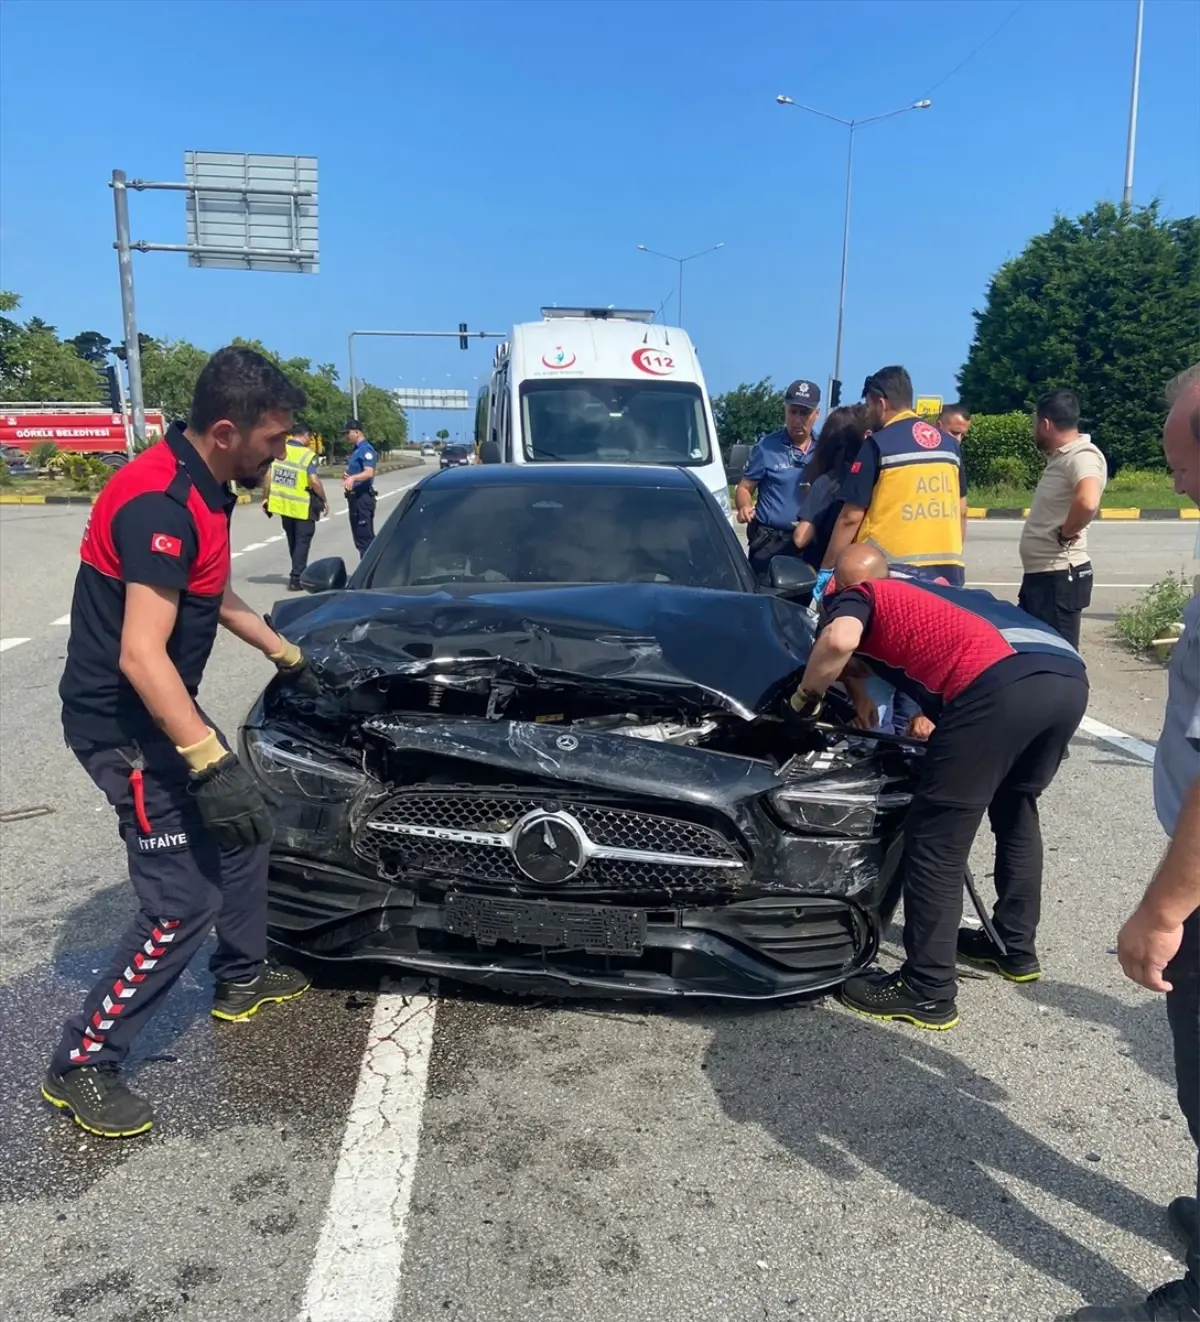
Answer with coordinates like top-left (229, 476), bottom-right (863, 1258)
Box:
top-left (139, 336), bottom-right (211, 419)
top-left (0, 292), bottom-right (101, 402)
top-left (712, 378), bottom-right (784, 456)
top-left (958, 201), bottom-right (1200, 471)
top-left (356, 383), bottom-right (408, 452)
top-left (67, 330), bottom-right (112, 364)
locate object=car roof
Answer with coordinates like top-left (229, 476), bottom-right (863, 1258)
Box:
top-left (423, 463), bottom-right (702, 491)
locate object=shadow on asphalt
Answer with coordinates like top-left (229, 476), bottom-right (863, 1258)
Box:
top-left (704, 1003), bottom-right (1166, 1304)
top-left (0, 881), bottom-right (376, 1205)
top-left (1025, 979), bottom-right (1176, 1090)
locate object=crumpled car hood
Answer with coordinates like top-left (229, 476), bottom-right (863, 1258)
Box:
top-left (268, 582), bottom-right (814, 719)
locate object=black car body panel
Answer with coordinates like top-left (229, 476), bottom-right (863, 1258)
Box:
top-left (244, 465), bottom-right (921, 1000)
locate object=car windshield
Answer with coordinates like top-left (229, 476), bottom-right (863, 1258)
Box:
top-left (362, 482), bottom-right (742, 590)
top-left (445, 446), bottom-right (468, 457)
top-left (520, 379), bottom-right (712, 466)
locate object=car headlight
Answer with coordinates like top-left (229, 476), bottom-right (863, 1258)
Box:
top-left (769, 786), bottom-right (910, 838)
top-left (713, 483), bottom-right (731, 514)
top-left (243, 728), bottom-right (372, 803)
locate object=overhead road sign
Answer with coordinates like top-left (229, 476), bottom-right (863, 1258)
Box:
top-left (110, 150), bottom-right (318, 450)
top-left (183, 152), bottom-right (318, 273)
top-left (392, 389), bottom-right (471, 410)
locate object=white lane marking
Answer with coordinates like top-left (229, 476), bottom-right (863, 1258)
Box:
top-left (51, 614), bottom-right (70, 626)
top-left (299, 978), bottom-right (438, 1322)
top-left (230, 550), bottom-right (244, 559)
top-left (0, 637), bottom-right (30, 652)
top-left (266, 534), bottom-right (284, 543)
top-left (238, 541), bottom-right (269, 553)
top-left (1078, 715), bottom-right (1156, 764)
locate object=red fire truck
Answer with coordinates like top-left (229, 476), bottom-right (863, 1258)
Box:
top-left (0, 404), bottom-right (167, 461)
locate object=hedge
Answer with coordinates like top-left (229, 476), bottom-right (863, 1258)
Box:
top-left (960, 412), bottom-right (1043, 489)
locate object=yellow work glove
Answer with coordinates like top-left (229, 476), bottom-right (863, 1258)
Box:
top-left (176, 727), bottom-right (229, 772)
top-left (268, 638), bottom-right (322, 696)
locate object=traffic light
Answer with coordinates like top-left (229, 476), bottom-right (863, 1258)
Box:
top-left (97, 363), bottom-right (121, 411)
top-left (829, 378), bottom-right (842, 409)
top-left (458, 322), bottom-right (468, 350)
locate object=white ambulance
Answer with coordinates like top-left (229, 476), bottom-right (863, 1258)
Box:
top-left (479, 307), bottom-right (732, 515)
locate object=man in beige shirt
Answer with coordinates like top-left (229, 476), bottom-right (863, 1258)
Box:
top-left (1018, 388), bottom-right (1107, 650)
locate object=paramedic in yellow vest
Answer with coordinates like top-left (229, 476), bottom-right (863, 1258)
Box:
top-left (820, 364), bottom-right (966, 589)
top-left (262, 423), bottom-right (328, 591)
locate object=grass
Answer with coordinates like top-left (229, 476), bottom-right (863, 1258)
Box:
top-left (967, 468), bottom-right (1187, 510)
top-left (1115, 572), bottom-right (1195, 652)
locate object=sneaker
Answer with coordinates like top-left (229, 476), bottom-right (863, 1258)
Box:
top-left (287, 576), bottom-right (303, 592)
top-left (840, 969), bottom-right (959, 1030)
top-left (41, 1065), bottom-right (154, 1139)
top-left (956, 927), bottom-right (1042, 983)
top-left (211, 959), bottom-right (310, 1022)
top-left (1169, 1196), bottom-right (1198, 1251)
top-left (1062, 1279), bottom-right (1200, 1320)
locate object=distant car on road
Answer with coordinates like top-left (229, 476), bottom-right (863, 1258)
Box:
top-left (440, 444), bottom-right (472, 469)
top-left (240, 463), bottom-right (927, 1002)
top-left (420, 445), bottom-right (436, 457)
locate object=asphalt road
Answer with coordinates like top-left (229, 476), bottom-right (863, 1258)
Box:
top-left (0, 494), bottom-right (1196, 1322)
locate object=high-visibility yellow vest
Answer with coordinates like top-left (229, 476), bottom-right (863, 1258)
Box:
top-left (856, 412), bottom-right (964, 572)
top-left (266, 440), bottom-right (316, 518)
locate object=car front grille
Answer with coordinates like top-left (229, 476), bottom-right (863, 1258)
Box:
top-left (355, 789), bottom-right (747, 892)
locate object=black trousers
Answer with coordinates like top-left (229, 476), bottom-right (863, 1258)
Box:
top-left (347, 490), bottom-right (376, 558)
top-left (900, 669), bottom-right (1089, 1002)
top-left (281, 516), bottom-right (315, 579)
top-left (51, 729), bottom-right (268, 1074)
top-left (747, 519), bottom-right (802, 586)
top-left (1167, 910), bottom-right (1200, 1307)
top-left (1018, 562), bottom-right (1093, 650)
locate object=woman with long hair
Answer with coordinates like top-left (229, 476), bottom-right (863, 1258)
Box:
top-left (792, 404), bottom-right (868, 569)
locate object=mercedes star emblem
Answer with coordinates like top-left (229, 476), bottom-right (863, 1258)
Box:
top-left (511, 811), bottom-right (586, 885)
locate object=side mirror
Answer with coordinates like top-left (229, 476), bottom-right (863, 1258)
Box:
top-left (725, 443), bottom-right (750, 483)
top-left (768, 555), bottom-right (817, 600)
top-left (479, 439), bottom-right (502, 465)
top-left (300, 556), bottom-right (348, 594)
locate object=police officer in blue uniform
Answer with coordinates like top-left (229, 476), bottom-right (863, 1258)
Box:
top-left (342, 419), bottom-right (377, 558)
top-left (733, 379), bottom-right (821, 585)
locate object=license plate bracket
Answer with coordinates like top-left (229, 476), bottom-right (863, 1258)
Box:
top-left (443, 893), bottom-right (646, 956)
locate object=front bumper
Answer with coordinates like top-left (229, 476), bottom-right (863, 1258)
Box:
top-left (265, 853), bottom-right (882, 1001)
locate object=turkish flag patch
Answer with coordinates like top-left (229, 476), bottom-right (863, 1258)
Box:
top-left (150, 533), bottom-right (182, 557)
top-left (850, 460), bottom-right (862, 474)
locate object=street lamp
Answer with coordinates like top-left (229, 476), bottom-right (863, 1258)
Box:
top-left (636, 242), bottom-right (724, 326)
top-left (1123, 0), bottom-right (1145, 206)
top-left (776, 93), bottom-right (931, 405)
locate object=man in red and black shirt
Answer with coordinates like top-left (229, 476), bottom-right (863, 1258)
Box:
top-left (791, 544), bottom-right (1088, 1030)
top-left (45, 346), bottom-right (319, 1140)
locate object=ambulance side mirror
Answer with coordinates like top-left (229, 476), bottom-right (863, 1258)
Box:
top-left (300, 557), bottom-right (348, 594)
top-left (725, 444), bottom-right (750, 483)
top-left (479, 439), bottom-right (502, 465)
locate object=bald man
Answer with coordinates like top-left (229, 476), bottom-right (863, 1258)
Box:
top-left (792, 545), bottom-right (1088, 1030)
top-left (1068, 366), bottom-right (1200, 1322)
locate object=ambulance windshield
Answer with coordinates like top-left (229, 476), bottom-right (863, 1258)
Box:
top-left (519, 380), bottom-right (712, 465)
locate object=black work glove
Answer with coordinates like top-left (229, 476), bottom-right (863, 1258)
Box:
top-left (188, 753), bottom-right (275, 850)
top-left (269, 640), bottom-right (323, 697)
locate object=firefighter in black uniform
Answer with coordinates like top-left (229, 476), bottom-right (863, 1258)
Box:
top-left (43, 346), bottom-right (319, 1140)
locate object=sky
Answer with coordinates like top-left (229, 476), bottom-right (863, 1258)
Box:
top-left (2, 0), bottom-right (1198, 440)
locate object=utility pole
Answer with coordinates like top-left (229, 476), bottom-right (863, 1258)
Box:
top-left (111, 170), bottom-right (147, 448)
top-left (1122, 0), bottom-right (1145, 206)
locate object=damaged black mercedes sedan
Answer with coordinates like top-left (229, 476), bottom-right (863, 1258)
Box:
top-left (239, 464), bottom-right (919, 1000)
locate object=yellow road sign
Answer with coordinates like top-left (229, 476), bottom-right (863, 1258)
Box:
top-left (915, 395), bottom-right (943, 418)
